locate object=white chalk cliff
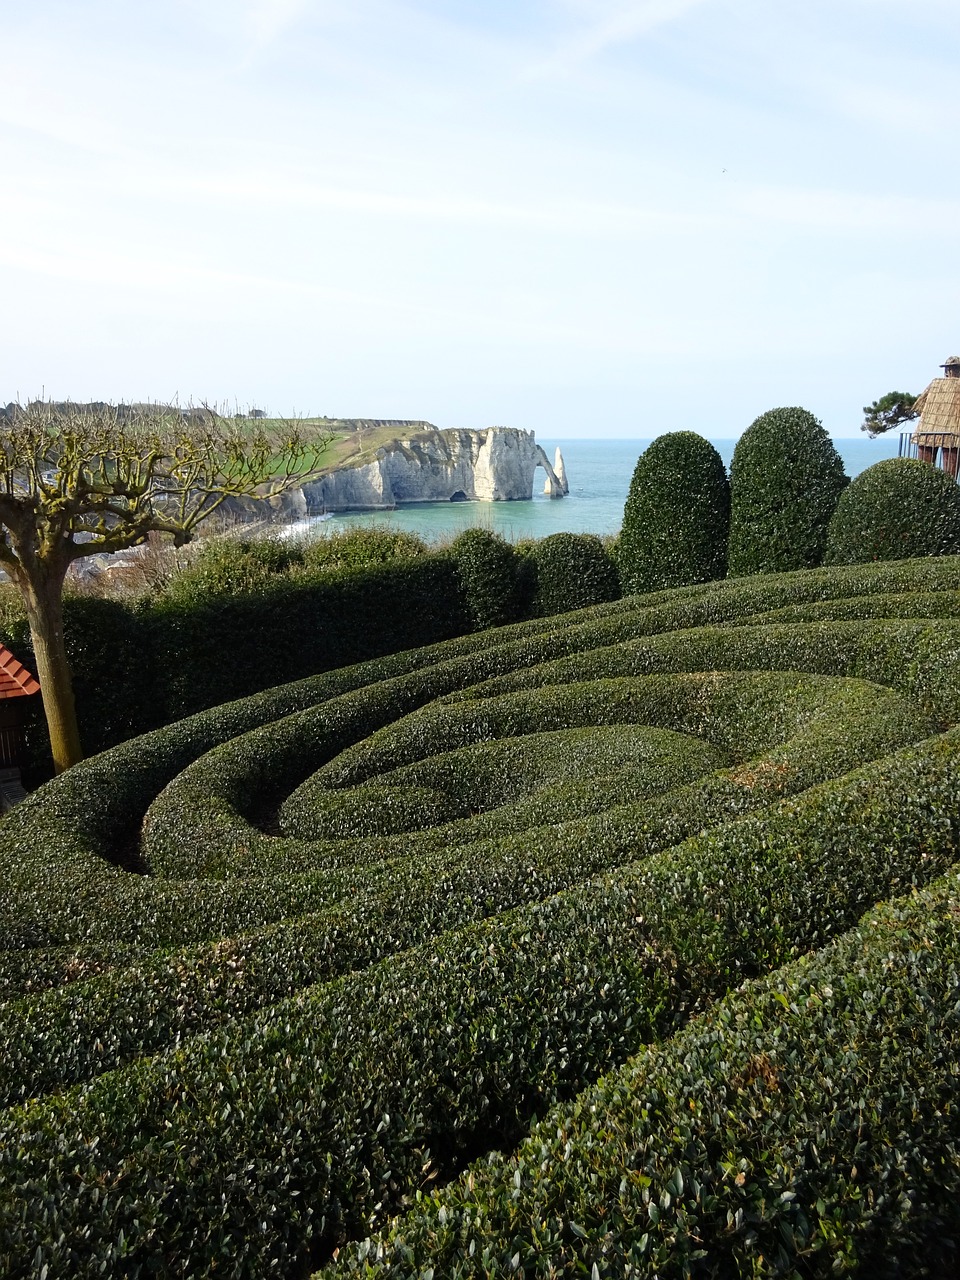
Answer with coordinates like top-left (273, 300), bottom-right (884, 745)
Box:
top-left (303, 427), bottom-right (568, 512)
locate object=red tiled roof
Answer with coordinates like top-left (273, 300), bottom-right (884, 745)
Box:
top-left (0, 645), bottom-right (40, 698)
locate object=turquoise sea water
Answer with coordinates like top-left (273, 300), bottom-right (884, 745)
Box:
top-left (290, 434), bottom-right (904, 545)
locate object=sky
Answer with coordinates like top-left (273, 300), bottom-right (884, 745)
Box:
top-left (2, 0), bottom-right (957, 438)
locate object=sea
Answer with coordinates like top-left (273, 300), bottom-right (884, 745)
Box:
top-left (287, 434), bottom-right (905, 545)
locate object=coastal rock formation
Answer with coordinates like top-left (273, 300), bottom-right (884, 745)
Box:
top-left (303, 427), bottom-right (567, 513)
top-left (546, 445), bottom-right (569, 496)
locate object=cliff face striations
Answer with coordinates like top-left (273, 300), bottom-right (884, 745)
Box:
top-left (303, 427), bottom-right (568, 512)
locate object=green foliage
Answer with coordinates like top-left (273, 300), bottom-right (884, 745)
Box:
top-left (523, 532), bottom-right (620, 616)
top-left (299, 526), bottom-right (428, 572)
top-left (3, 556), bottom-right (960, 1275)
top-left (144, 555), bottom-right (466, 719)
top-left (4, 717), bottom-right (960, 1274)
top-left (449, 528), bottom-right (525, 630)
top-left (618, 432), bottom-right (730, 594)
top-left (825, 457), bottom-right (960, 564)
top-left (861, 389), bottom-right (919, 437)
top-left (728, 407), bottom-right (848, 575)
top-left (158, 536), bottom-right (305, 601)
top-left (328, 868), bottom-right (960, 1278)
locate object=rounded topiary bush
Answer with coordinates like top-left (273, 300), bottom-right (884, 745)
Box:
top-left (728, 407), bottom-right (848, 576)
top-left (450, 528), bottom-right (524, 630)
top-left (617, 432), bottom-right (729, 594)
top-left (525, 533), bottom-right (620, 617)
top-left (825, 458), bottom-right (960, 565)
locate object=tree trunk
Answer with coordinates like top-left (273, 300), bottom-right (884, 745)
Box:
top-left (20, 570), bottom-right (83, 773)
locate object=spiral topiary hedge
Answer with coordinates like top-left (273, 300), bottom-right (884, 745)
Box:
top-left (3, 556), bottom-right (960, 1276)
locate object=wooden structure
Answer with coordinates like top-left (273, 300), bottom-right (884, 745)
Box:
top-left (0, 645), bottom-right (40, 807)
top-left (911, 356), bottom-right (960, 477)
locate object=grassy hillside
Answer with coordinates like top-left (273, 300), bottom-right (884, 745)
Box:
top-left (3, 556), bottom-right (960, 1277)
top-left (251, 416), bottom-right (440, 475)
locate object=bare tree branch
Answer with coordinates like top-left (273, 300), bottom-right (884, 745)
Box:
top-left (0, 400), bottom-right (334, 771)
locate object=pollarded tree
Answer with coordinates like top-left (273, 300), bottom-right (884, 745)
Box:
top-left (728, 407), bottom-right (848, 577)
top-left (617, 432), bottom-right (729, 594)
top-left (0, 401), bottom-right (331, 772)
top-left (825, 458), bottom-right (960, 564)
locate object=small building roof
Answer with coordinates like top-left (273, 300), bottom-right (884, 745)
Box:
top-left (912, 376), bottom-right (960, 446)
top-left (0, 645), bottom-right (40, 698)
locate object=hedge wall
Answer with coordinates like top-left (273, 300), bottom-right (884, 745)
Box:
top-left (324, 867), bottom-right (960, 1278)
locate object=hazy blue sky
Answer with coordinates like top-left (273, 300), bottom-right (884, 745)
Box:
top-left (3, 0), bottom-right (957, 437)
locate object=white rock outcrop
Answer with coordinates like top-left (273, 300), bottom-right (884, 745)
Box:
top-left (303, 427), bottom-right (566, 512)
top-left (545, 446), bottom-right (569, 495)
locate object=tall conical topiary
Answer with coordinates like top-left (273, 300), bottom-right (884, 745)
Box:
top-left (728, 407), bottom-right (847, 576)
top-left (617, 431), bottom-right (729, 595)
top-left (825, 458), bottom-right (960, 564)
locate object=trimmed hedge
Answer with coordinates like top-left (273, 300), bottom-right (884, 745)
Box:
top-left (0, 672), bottom-right (934, 1107)
top-left (144, 553), bottom-right (470, 719)
top-left (523, 533), bottom-right (620, 617)
top-left (449, 528), bottom-right (526, 631)
top-left (825, 457), bottom-right (960, 565)
top-left (618, 432), bottom-right (729, 594)
top-left (4, 561), bottom-right (960, 961)
top-left (324, 867), bottom-right (960, 1278)
top-left (4, 556), bottom-right (960, 1274)
top-left (728, 407), bottom-right (848, 576)
top-left (2, 726), bottom-right (960, 1275)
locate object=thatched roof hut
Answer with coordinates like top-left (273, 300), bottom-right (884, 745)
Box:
top-left (913, 357), bottom-right (960, 445)
top-left (912, 358), bottom-right (960, 474)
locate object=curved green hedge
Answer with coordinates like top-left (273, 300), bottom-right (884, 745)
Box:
top-left (323, 867), bottom-right (960, 1278)
top-left (3, 556), bottom-right (960, 1276)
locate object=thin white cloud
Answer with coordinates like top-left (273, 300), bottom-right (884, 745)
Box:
top-left (525, 0), bottom-right (714, 77)
top-left (245, 0), bottom-right (312, 47)
top-left (730, 185), bottom-right (960, 237)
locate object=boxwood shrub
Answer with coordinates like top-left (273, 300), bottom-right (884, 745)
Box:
top-left (449, 528), bottom-right (526, 631)
top-left (728, 407), bottom-right (848, 576)
top-left (825, 457), bottom-right (960, 564)
top-left (523, 532), bottom-right (620, 617)
top-left (618, 432), bottom-right (729, 594)
top-left (325, 867), bottom-right (960, 1279)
